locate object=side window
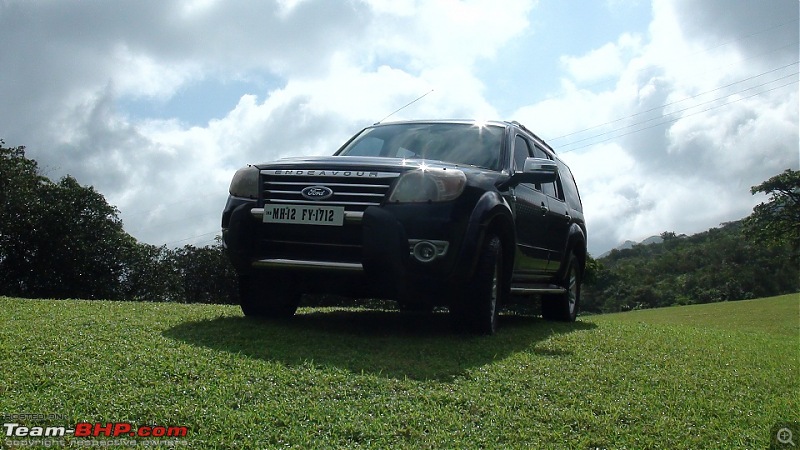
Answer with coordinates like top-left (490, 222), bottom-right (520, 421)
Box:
top-left (559, 163), bottom-right (582, 209)
top-left (554, 175), bottom-right (566, 201)
top-left (513, 135), bottom-right (532, 173)
top-left (531, 145), bottom-right (547, 159)
top-left (534, 144), bottom-right (558, 198)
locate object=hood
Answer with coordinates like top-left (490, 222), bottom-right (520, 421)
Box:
top-left (254, 155), bottom-right (491, 173)
top-left (254, 155), bottom-right (507, 188)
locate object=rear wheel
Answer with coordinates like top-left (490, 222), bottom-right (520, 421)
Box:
top-left (453, 234), bottom-right (504, 334)
top-left (542, 253), bottom-right (580, 322)
top-left (239, 274), bottom-right (301, 319)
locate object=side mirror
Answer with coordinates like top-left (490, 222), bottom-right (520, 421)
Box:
top-left (500, 158), bottom-right (558, 189)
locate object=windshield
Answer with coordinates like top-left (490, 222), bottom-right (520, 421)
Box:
top-left (337, 123), bottom-right (505, 171)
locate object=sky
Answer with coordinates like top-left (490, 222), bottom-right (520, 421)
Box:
top-left (1, 0), bottom-right (798, 256)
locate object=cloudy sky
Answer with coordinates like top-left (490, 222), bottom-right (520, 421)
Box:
top-left (1, 0), bottom-right (797, 256)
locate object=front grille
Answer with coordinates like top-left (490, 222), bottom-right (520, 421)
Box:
top-left (261, 170), bottom-right (400, 212)
top-left (258, 169), bottom-right (401, 264)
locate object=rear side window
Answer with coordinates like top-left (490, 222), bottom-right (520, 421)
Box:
top-left (558, 161), bottom-right (583, 212)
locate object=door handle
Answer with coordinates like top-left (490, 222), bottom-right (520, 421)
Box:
top-left (540, 202), bottom-right (548, 216)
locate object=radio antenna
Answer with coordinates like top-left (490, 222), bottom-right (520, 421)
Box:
top-left (376, 89), bottom-right (434, 124)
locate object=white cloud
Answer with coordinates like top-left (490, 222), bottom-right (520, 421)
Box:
top-left (514, 0), bottom-right (798, 254)
top-left (111, 45), bottom-right (202, 99)
top-left (103, 40), bottom-right (511, 243)
top-left (514, 83), bottom-right (622, 144)
top-left (365, 0), bottom-right (533, 69)
top-left (560, 33), bottom-right (643, 84)
top-left (0, 0), bottom-right (796, 256)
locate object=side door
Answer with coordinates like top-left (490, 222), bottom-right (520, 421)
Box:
top-left (533, 145), bottom-right (571, 271)
top-left (509, 135), bottom-right (551, 276)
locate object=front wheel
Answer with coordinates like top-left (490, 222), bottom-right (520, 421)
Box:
top-left (542, 253), bottom-right (581, 322)
top-left (239, 274), bottom-right (301, 319)
top-left (452, 234), bottom-right (504, 334)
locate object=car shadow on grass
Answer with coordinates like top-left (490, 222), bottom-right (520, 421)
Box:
top-left (163, 309), bottom-right (595, 381)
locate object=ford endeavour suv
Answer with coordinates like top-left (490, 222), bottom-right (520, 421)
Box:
top-left (222, 120), bottom-right (587, 334)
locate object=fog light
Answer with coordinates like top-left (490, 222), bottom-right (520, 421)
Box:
top-left (413, 241), bottom-right (438, 263)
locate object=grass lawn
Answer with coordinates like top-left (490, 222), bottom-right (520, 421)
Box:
top-left (1, 293), bottom-right (797, 449)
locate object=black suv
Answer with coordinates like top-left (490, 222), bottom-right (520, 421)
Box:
top-left (222, 120), bottom-right (586, 333)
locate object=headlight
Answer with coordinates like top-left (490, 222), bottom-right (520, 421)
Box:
top-left (388, 167), bottom-right (467, 203)
top-left (229, 165), bottom-right (259, 199)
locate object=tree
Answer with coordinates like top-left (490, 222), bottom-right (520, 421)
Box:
top-left (0, 140), bottom-right (131, 299)
top-left (33, 176), bottom-right (131, 299)
top-left (743, 169), bottom-right (800, 259)
top-left (0, 140), bottom-right (49, 295)
top-left (583, 220), bottom-right (799, 313)
top-left (0, 139), bottom-right (246, 303)
top-left (172, 241), bottom-right (238, 304)
top-left (119, 241), bottom-right (182, 302)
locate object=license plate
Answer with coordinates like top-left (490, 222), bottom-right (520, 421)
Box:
top-left (263, 204), bottom-right (345, 226)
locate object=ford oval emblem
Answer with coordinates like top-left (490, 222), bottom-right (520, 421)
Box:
top-left (301, 185), bottom-right (334, 201)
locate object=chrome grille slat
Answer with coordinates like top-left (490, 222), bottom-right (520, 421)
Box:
top-left (265, 181), bottom-right (392, 189)
top-left (261, 170), bottom-right (399, 213)
top-left (266, 199), bottom-right (384, 207)
top-left (264, 190), bottom-right (385, 198)
top-left (264, 190), bottom-right (304, 195)
top-left (258, 169), bottom-right (400, 263)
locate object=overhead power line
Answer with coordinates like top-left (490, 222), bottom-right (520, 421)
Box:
top-left (549, 61), bottom-right (799, 142)
top-left (557, 18), bottom-right (799, 100)
top-left (153, 20), bottom-right (799, 247)
top-left (558, 77), bottom-right (798, 153)
top-left (161, 231), bottom-right (220, 247)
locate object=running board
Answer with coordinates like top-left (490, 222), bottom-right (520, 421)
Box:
top-left (510, 285), bottom-right (566, 295)
top-left (253, 258), bottom-right (363, 272)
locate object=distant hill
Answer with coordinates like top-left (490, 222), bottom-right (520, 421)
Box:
top-left (599, 235), bottom-right (664, 258)
top-left (583, 221), bottom-right (799, 313)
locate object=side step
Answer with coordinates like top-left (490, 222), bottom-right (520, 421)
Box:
top-left (253, 258), bottom-right (363, 272)
top-left (510, 285), bottom-right (566, 295)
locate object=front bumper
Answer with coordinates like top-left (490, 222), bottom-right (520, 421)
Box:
top-left (222, 198), bottom-right (478, 301)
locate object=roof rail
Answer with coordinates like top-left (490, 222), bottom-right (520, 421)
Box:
top-left (509, 121), bottom-right (557, 154)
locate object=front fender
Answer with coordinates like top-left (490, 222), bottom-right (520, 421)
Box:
top-left (222, 198), bottom-right (259, 273)
top-left (452, 191), bottom-right (515, 283)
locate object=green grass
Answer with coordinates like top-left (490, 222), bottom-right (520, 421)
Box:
top-left (0, 294), bottom-right (797, 449)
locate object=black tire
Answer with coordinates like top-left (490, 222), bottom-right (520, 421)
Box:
top-left (542, 253), bottom-right (581, 322)
top-left (453, 234), bottom-right (504, 334)
top-left (239, 274), bottom-right (300, 319)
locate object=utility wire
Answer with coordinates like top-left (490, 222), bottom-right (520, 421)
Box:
top-left (549, 61), bottom-right (799, 142)
top-left (156, 74), bottom-right (798, 246)
top-left (557, 70), bottom-right (798, 150)
top-left (161, 231), bottom-right (221, 247)
top-left (147, 19), bottom-right (799, 246)
top-left (559, 78), bottom-right (798, 153)
top-left (556, 18), bottom-right (799, 97)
